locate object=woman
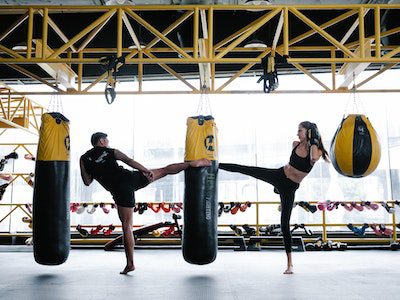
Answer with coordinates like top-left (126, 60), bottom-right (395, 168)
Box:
top-left (219, 121), bottom-right (329, 274)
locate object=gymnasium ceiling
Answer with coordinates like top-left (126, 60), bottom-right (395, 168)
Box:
top-left (0, 0), bottom-right (399, 94)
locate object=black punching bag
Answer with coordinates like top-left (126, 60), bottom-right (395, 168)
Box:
top-left (33, 112), bottom-right (70, 265)
top-left (183, 115), bottom-right (218, 265)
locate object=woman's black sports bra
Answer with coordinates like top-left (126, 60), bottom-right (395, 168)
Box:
top-left (289, 143), bottom-right (313, 173)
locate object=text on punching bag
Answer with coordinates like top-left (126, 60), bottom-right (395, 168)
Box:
top-left (205, 173), bottom-right (216, 220)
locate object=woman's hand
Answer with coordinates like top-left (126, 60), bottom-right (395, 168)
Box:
top-left (308, 124), bottom-right (320, 146)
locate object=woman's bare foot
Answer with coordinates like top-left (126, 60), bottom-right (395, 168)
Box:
top-left (283, 265), bottom-right (294, 274)
top-left (189, 158), bottom-right (212, 168)
top-left (120, 265), bottom-right (135, 275)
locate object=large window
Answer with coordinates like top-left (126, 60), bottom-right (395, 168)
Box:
top-left (1, 71), bottom-right (399, 231)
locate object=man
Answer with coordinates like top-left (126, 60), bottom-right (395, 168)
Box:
top-left (80, 132), bottom-right (210, 274)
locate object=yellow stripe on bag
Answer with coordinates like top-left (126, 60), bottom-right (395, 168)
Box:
top-left (37, 113), bottom-right (70, 161)
top-left (185, 116), bottom-right (218, 161)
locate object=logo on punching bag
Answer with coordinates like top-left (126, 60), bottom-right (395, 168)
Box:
top-left (64, 135), bottom-right (70, 151)
top-left (357, 125), bottom-right (365, 135)
top-left (204, 135), bottom-right (215, 152)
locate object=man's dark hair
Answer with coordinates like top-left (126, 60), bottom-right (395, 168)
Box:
top-left (91, 132), bottom-right (108, 146)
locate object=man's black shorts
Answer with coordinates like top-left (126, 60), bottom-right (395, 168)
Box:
top-left (111, 171), bottom-right (149, 208)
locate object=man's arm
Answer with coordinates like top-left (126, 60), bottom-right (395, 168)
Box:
top-left (80, 157), bottom-right (93, 186)
top-left (114, 149), bottom-right (153, 181)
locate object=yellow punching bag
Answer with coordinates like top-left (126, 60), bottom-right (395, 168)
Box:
top-left (330, 114), bottom-right (380, 178)
top-left (183, 115), bottom-right (218, 265)
top-left (33, 112), bottom-right (70, 265)
top-left (184, 116), bottom-right (218, 161)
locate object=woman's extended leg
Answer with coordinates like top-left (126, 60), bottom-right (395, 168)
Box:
top-left (219, 163), bottom-right (281, 186)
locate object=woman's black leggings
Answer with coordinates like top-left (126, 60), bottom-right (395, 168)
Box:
top-left (219, 163), bottom-right (300, 253)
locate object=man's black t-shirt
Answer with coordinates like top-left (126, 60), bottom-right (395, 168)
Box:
top-left (81, 147), bottom-right (133, 192)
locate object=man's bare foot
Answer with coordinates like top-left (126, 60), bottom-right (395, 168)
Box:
top-left (120, 265), bottom-right (135, 275)
top-left (283, 265), bottom-right (294, 274)
top-left (189, 158), bottom-right (212, 168)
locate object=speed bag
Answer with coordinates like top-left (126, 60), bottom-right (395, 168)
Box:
top-left (183, 115), bottom-right (218, 265)
top-left (330, 114), bottom-right (380, 178)
top-left (33, 112), bottom-right (70, 265)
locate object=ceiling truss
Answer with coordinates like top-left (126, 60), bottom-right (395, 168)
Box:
top-left (0, 4), bottom-right (399, 95)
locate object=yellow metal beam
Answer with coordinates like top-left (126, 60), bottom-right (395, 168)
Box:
top-left (84, 11), bottom-right (194, 92)
top-left (340, 8), bottom-right (369, 45)
top-left (0, 116), bottom-right (38, 135)
top-left (38, 9), bottom-right (77, 53)
top-left (125, 8), bottom-right (191, 59)
top-left (193, 8), bottom-right (199, 59)
top-left (6, 63), bottom-right (62, 92)
top-left (0, 4), bottom-right (399, 11)
top-left (0, 4), bottom-right (398, 95)
top-left (1, 56), bottom-right (400, 64)
top-left (117, 8), bottom-right (123, 57)
top-left (216, 9), bottom-right (281, 59)
top-left (77, 13), bottom-right (113, 53)
top-left (143, 50), bottom-right (198, 92)
top-left (26, 8), bottom-right (34, 59)
top-left (144, 10), bottom-right (194, 51)
top-left (48, 9), bottom-right (117, 59)
top-left (0, 45), bottom-right (24, 59)
top-left (292, 63), bottom-right (331, 91)
top-left (0, 10), bottom-right (28, 42)
top-left (216, 48), bottom-right (271, 92)
top-left (374, 7), bottom-right (380, 58)
top-left (213, 17), bottom-right (253, 50)
top-left (138, 50), bottom-right (143, 92)
top-left (290, 7), bottom-right (356, 58)
top-left (356, 63), bottom-right (397, 89)
top-left (41, 8), bottom-right (48, 58)
top-left (283, 7), bottom-right (289, 56)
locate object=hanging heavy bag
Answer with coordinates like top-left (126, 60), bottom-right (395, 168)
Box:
top-left (33, 112), bottom-right (70, 265)
top-left (183, 115), bottom-right (218, 265)
top-left (330, 114), bottom-right (380, 178)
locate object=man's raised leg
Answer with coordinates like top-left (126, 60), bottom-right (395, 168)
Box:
top-left (151, 158), bottom-right (211, 181)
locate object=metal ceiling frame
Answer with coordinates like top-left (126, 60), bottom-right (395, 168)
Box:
top-left (0, 4), bottom-right (399, 95)
top-left (0, 81), bottom-right (44, 135)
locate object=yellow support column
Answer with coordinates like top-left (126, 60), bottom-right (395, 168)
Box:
top-left (117, 8), bottom-right (123, 58)
top-left (193, 7), bottom-right (199, 59)
top-left (283, 7), bottom-right (289, 56)
top-left (78, 52), bottom-right (83, 91)
top-left (322, 209), bottom-right (327, 242)
top-left (359, 7), bottom-right (365, 58)
top-left (208, 7), bottom-right (213, 60)
top-left (41, 8), bottom-right (48, 58)
top-left (27, 8), bottom-right (34, 59)
top-left (374, 7), bottom-right (381, 58)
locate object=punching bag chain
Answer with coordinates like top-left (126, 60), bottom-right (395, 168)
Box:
top-left (196, 85), bottom-right (212, 117)
top-left (48, 81), bottom-right (63, 114)
top-left (343, 72), bottom-right (366, 117)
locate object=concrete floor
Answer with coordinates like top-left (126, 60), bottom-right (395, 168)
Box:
top-left (0, 247), bottom-right (399, 300)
